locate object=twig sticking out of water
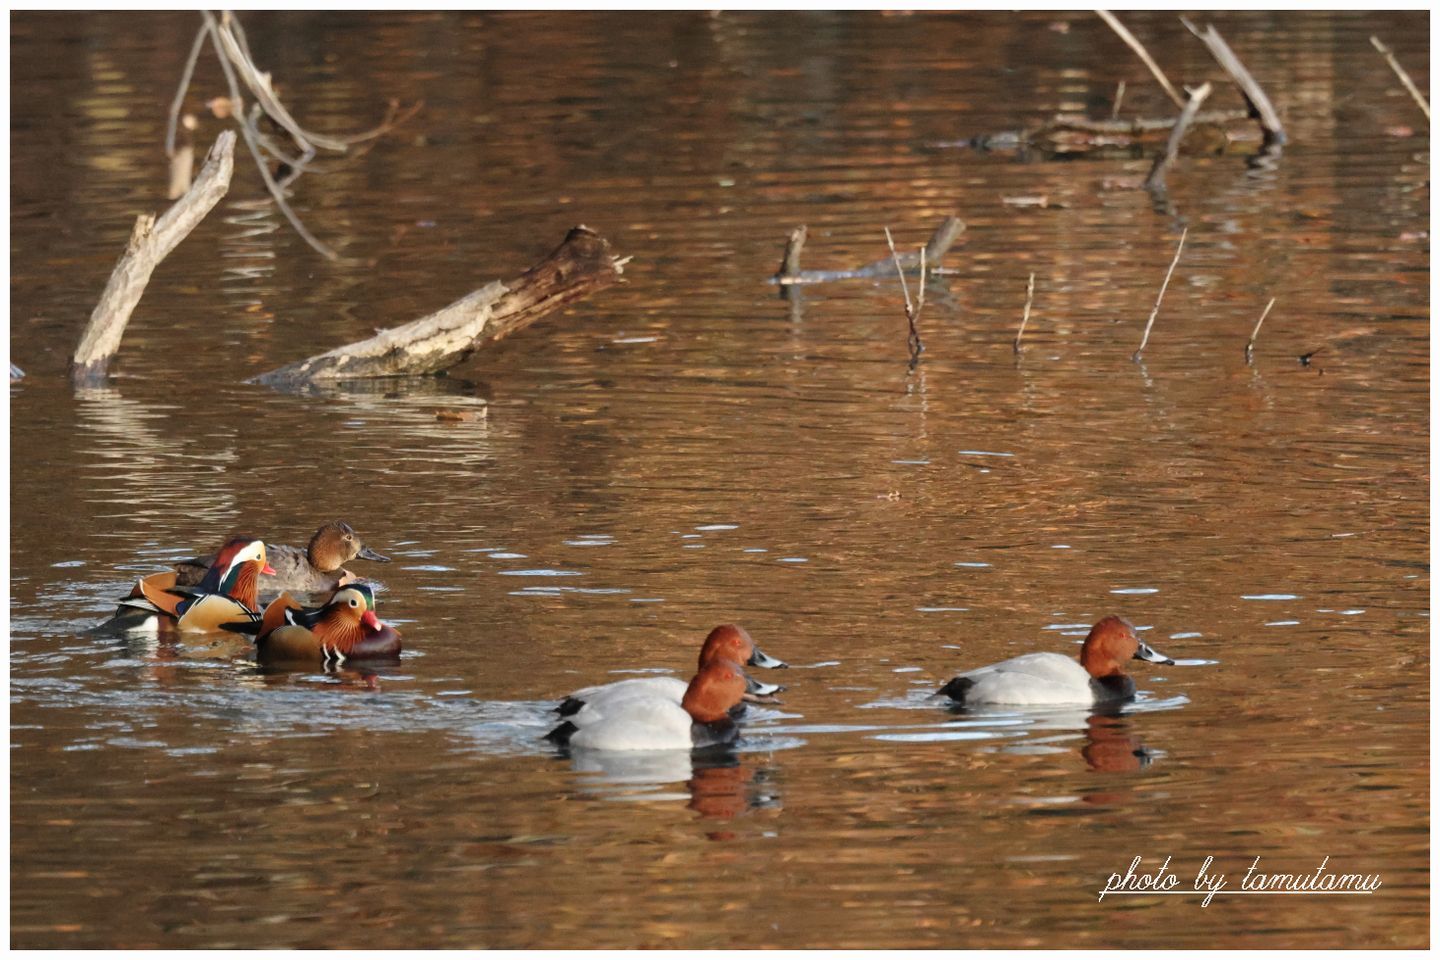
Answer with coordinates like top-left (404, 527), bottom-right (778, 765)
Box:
top-left (1132, 227), bottom-right (1187, 363)
top-left (1370, 35), bottom-right (1430, 123)
top-left (1111, 80), bottom-right (1127, 120)
top-left (884, 227), bottom-right (926, 369)
top-left (1097, 11), bottom-right (1186, 109)
top-left (1144, 82), bottom-right (1212, 194)
top-left (1181, 18), bottom-right (1287, 147)
top-left (1014, 272), bottom-right (1036, 355)
top-left (777, 225), bottom-right (808, 284)
top-left (72, 131), bottom-right (237, 386)
top-left (1245, 297), bottom-right (1276, 365)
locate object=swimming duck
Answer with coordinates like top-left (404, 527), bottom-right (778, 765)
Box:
top-left (113, 537), bottom-right (274, 633)
top-left (556, 624), bottom-right (786, 717)
top-left (938, 615), bottom-right (1174, 707)
top-left (546, 657), bottom-right (750, 751)
top-left (254, 584), bottom-right (402, 665)
top-left (172, 520), bottom-right (389, 596)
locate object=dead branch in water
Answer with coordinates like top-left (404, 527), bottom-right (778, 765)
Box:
top-left (1014, 273), bottom-right (1036, 355)
top-left (883, 227), bottom-right (926, 368)
top-left (1111, 80), bottom-right (1127, 120)
top-left (1132, 227), bottom-right (1188, 362)
top-left (164, 11), bottom-right (421, 261)
top-left (1245, 297), bottom-right (1276, 365)
top-left (71, 131), bottom-right (237, 386)
top-left (772, 216), bottom-right (965, 286)
top-left (1182, 18), bottom-right (1286, 147)
top-left (1370, 35), bottom-right (1431, 123)
top-left (1144, 82), bottom-right (1213, 194)
top-left (1097, 11), bottom-right (1186, 109)
top-left (251, 226), bottom-right (627, 389)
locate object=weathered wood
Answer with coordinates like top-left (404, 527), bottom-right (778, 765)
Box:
top-left (71, 130), bottom-right (237, 386)
top-left (773, 216), bottom-right (965, 286)
top-left (251, 226), bottom-right (627, 387)
top-left (1144, 82), bottom-right (1213, 193)
top-left (1182, 18), bottom-right (1286, 147)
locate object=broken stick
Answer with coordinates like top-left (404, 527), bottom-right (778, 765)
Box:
top-left (1182, 18), bottom-right (1287, 147)
top-left (1144, 82), bottom-right (1213, 193)
top-left (883, 227), bottom-right (926, 368)
top-left (71, 130), bottom-right (237, 386)
top-left (250, 226), bottom-right (626, 388)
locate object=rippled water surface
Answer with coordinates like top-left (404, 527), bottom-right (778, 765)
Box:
top-left (9, 10), bottom-right (1429, 949)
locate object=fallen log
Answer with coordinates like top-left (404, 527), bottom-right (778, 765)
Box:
top-left (250, 226), bottom-right (627, 388)
top-left (71, 130), bottom-right (236, 386)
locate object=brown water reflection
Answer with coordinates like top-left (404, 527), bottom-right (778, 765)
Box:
top-left (10, 10), bottom-right (1428, 949)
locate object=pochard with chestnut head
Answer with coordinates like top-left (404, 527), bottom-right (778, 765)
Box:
top-left (556, 623), bottom-right (786, 718)
top-left (938, 615), bottom-right (1174, 708)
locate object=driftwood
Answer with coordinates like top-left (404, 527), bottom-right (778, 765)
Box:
top-left (251, 226), bottom-right (626, 388)
top-left (951, 109), bottom-right (1249, 154)
top-left (1182, 18), bottom-right (1286, 147)
top-left (1144, 82), bottom-right (1213, 193)
top-left (772, 216), bottom-right (965, 286)
top-left (71, 130), bottom-right (237, 386)
top-left (1013, 273), bottom-right (1036, 355)
top-left (1245, 298), bottom-right (1276, 365)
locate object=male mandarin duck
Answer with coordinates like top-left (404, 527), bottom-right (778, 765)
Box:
top-left (173, 520), bottom-right (389, 596)
top-left (254, 583), bottom-right (402, 665)
top-left (546, 656), bottom-right (752, 751)
top-left (937, 615), bottom-right (1174, 708)
top-left (556, 624), bottom-right (787, 718)
top-left (113, 536), bottom-right (274, 633)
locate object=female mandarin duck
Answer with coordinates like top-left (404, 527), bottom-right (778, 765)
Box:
top-left (556, 624), bottom-right (786, 718)
top-left (115, 536), bottom-right (275, 633)
top-left (546, 657), bottom-right (751, 751)
top-left (938, 615), bottom-right (1174, 708)
top-left (173, 520), bottom-right (389, 596)
top-left (255, 583), bottom-right (401, 665)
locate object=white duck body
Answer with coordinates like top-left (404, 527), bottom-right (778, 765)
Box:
top-left (945, 652), bottom-right (1114, 707)
top-left (561, 696), bottom-right (735, 752)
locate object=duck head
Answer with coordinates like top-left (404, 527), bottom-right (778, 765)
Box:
top-left (698, 623), bottom-right (787, 671)
top-left (198, 537), bottom-right (275, 610)
top-left (1079, 615), bottom-right (1173, 679)
top-left (308, 520), bottom-right (390, 574)
top-left (681, 658), bottom-right (748, 724)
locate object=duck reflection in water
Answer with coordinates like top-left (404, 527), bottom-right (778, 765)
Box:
top-left (563, 748), bottom-right (782, 823)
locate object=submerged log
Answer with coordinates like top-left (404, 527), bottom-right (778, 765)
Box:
top-left (251, 226), bottom-right (626, 388)
top-left (71, 130), bottom-right (236, 387)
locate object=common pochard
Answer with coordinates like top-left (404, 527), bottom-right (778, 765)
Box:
top-left (938, 615), bottom-right (1173, 707)
top-left (556, 624), bottom-right (786, 717)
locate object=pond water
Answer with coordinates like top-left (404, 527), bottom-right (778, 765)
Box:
top-left (9, 10), bottom-right (1429, 949)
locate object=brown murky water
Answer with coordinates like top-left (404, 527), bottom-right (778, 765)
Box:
top-left (9, 10), bottom-right (1429, 949)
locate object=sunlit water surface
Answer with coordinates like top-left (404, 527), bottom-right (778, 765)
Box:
top-left (10, 10), bottom-right (1428, 948)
